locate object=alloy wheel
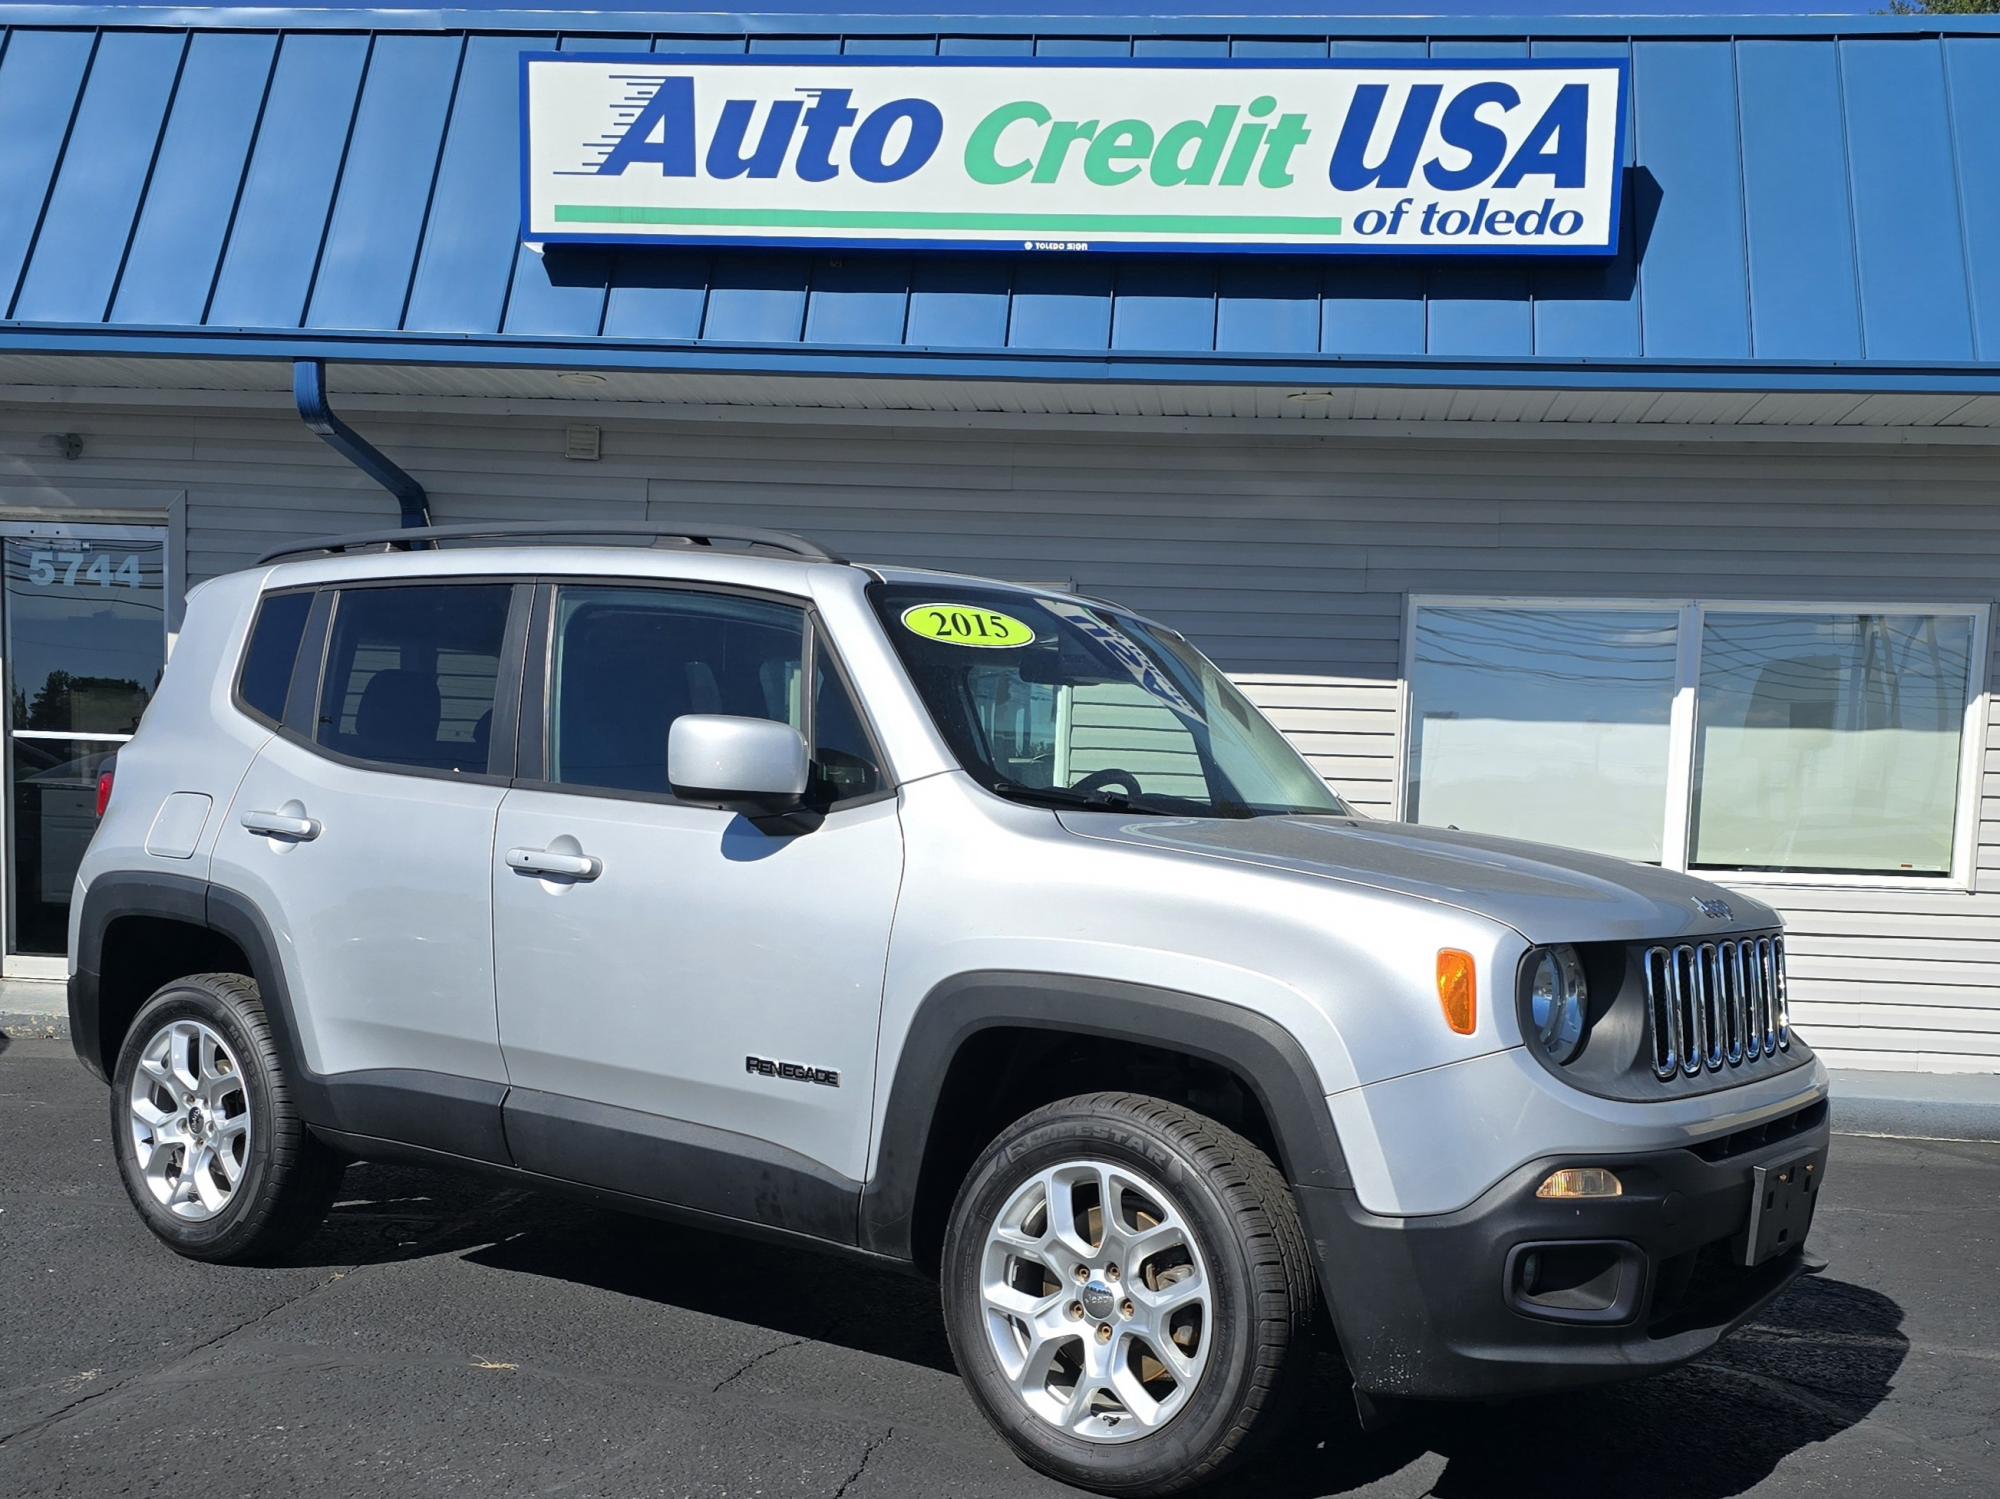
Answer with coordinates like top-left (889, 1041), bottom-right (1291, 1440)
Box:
top-left (126, 1018), bottom-right (252, 1221)
top-left (978, 1158), bottom-right (1213, 1443)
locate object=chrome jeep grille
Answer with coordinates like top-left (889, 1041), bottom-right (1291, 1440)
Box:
top-left (1642, 935), bottom-right (1789, 1082)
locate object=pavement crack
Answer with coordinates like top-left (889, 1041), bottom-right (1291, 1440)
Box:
top-left (0, 1264), bottom-right (350, 1448)
top-left (1701, 1362), bottom-right (1922, 1443)
top-left (832, 1426), bottom-right (893, 1498)
top-left (709, 1335), bottom-right (808, 1394)
top-left (0, 1185), bottom-right (523, 1449)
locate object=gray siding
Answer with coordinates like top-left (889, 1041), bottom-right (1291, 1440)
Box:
top-left (1, 397), bottom-right (1995, 1073)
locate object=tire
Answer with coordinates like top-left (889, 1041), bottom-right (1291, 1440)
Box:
top-left (109, 972), bottom-right (343, 1264)
top-left (942, 1092), bottom-right (1317, 1495)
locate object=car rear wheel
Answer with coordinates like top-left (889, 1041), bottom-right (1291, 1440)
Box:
top-left (111, 972), bottom-right (342, 1263)
top-left (942, 1092), bottom-right (1316, 1494)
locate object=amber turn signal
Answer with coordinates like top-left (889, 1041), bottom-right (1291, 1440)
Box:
top-left (1436, 950), bottom-right (1476, 1035)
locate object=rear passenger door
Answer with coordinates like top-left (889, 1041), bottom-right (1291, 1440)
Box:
top-left (213, 579), bottom-right (528, 1157)
top-left (491, 581), bottom-right (902, 1239)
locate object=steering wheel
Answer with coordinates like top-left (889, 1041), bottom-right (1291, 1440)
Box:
top-left (1070, 768), bottom-right (1143, 799)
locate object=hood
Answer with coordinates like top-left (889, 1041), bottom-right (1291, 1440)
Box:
top-left (1055, 813), bottom-right (1778, 944)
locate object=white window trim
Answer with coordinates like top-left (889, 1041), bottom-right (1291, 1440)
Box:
top-left (1398, 595), bottom-right (1994, 892)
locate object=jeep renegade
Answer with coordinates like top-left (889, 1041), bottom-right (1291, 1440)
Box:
top-left (69, 524), bottom-right (1830, 1494)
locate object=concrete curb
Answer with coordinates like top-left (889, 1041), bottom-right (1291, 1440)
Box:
top-left (1829, 1070), bottom-right (2000, 1144)
top-left (1, 980), bottom-right (68, 1042)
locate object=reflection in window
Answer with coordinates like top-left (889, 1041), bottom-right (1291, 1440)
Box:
top-left (967, 665), bottom-right (1059, 785)
top-left (874, 583), bottom-right (1343, 818)
top-left (4, 533), bottom-right (167, 955)
top-left (549, 587), bottom-right (805, 796)
top-left (1409, 608), bottom-right (1681, 862)
top-left (809, 662), bottom-right (884, 805)
top-left (10, 738), bottom-right (119, 955)
top-left (1692, 614), bottom-right (1973, 875)
top-left (238, 591), bottom-right (313, 725)
top-left (4, 537), bottom-right (165, 734)
top-left (318, 584), bottom-right (512, 774)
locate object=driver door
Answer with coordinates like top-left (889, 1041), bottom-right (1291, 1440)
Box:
top-left (492, 581), bottom-right (902, 1240)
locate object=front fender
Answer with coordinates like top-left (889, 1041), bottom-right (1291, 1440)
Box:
top-left (858, 970), bottom-right (1354, 1260)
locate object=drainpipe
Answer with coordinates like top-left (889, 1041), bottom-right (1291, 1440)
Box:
top-left (292, 359), bottom-right (432, 531)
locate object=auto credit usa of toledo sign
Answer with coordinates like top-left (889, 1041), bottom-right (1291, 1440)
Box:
top-left (521, 56), bottom-right (1628, 256)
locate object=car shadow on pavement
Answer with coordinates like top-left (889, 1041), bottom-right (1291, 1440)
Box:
top-left (1239, 1273), bottom-right (1909, 1499)
top-left (317, 1166), bottom-right (1908, 1499)
top-left (315, 1161), bottom-right (965, 1373)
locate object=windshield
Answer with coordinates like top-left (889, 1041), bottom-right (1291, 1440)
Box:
top-left (871, 583), bottom-right (1351, 819)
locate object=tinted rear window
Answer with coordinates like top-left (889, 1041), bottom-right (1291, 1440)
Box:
top-left (238, 592), bottom-right (312, 726)
top-left (317, 584), bottom-right (513, 774)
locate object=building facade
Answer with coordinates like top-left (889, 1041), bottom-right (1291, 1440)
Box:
top-left (0, 6), bottom-right (1997, 1076)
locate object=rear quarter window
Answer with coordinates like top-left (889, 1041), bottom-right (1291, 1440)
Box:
top-left (236, 591), bottom-right (313, 726)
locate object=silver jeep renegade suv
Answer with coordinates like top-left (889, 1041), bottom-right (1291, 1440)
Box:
top-left (70, 524), bottom-right (1830, 1494)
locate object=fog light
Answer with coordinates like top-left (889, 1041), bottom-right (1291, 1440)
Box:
top-left (1536, 1167), bottom-right (1623, 1199)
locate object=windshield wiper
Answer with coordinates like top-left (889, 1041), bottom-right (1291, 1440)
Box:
top-left (985, 781), bottom-right (1183, 817)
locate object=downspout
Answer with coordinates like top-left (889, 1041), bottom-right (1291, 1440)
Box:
top-left (292, 359), bottom-right (432, 531)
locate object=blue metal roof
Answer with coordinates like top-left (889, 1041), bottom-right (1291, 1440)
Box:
top-left (1, 9), bottom-right (1997, 390)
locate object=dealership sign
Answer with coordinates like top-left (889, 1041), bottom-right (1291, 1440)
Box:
top-left (521, 56), bottom-right (1627, 256)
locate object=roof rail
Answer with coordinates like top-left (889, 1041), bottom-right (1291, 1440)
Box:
top-left (257, 521), bottom-right (844, 567)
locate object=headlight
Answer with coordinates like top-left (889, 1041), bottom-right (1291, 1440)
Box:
top-left (1527, 945), bottom-right (1588, 1063)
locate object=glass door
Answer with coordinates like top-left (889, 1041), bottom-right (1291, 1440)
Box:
top-left (1, 523), bottom-right (167, 973)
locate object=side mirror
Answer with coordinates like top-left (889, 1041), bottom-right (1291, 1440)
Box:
top-left (668, 714), bottom-right (809, 814)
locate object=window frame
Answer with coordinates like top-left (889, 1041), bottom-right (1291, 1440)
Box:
top-left (287, 576), bottom-right (532, 787)
top-left (515, 576), bottom-right (896, 814)
top-left (1399, 595), bottom-right (1993, 890)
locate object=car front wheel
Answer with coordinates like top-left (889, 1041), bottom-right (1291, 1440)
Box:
top-left (942, 1091), bottom-right (1316, 1494)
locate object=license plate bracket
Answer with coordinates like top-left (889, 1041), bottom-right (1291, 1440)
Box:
top-left (1742, 1148), bottom-right (1825, 1267)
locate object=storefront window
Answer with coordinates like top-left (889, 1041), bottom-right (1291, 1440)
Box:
top-left (1406, 600), bottom-right (1984, 881)
top-left (1409, 607), bottom-right (1680, 863)
top-left (1692, 613), bottom-right (1974, 875)
top-left (3, 529), bottom-right (167, 956)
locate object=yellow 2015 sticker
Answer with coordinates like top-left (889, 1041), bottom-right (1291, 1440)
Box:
top-left (901, 602), bottom-right (1036, 648)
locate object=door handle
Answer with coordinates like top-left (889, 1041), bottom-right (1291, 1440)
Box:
top-left (506, 846), bottom-right (602, 881)
top-left (240, 809), bottom-right (320, 842)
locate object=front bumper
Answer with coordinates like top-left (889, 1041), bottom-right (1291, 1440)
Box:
top-left (1297, 1097), bottom-right (1829, 1400)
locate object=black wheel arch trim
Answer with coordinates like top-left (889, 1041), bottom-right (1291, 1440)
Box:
top-left (858, 970), bottom-right (1353, 1262)
top-left (71, 869), bottom-right (509, 1163)
top-left (68, 868), bottom-right (207, 1083)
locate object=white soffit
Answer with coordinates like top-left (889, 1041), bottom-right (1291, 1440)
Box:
top-left (0, 354), bottom-right (1994, 437)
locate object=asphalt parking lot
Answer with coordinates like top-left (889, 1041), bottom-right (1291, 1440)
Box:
top-left (2, 1033), bottom-right (1995, 1498)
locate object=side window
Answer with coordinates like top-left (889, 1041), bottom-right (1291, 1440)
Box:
top-left (811, 657), bottom-right (884, 804)
top-left (237, 591), bottom-right (312, 726)
top-left (548, 586), bottom-right (804, 795)
top-left (317, 583), bottom-right (512, 774)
